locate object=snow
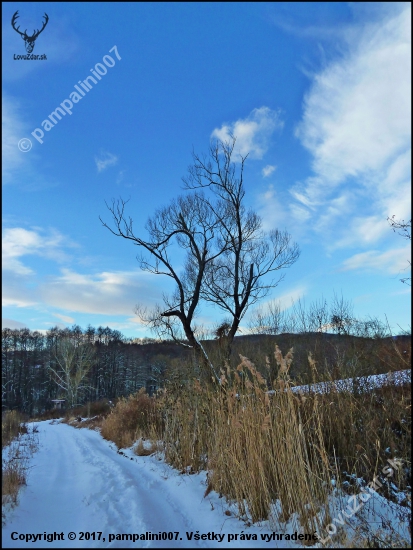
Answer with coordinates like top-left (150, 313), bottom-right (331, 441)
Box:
top-left (268, 369), bottom-right (411, 396)
top-left (2, 415), bottom-right (411, 548)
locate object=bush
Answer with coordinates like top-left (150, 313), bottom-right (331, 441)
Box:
top-left (101, 389), bottom-right (159, 449)
top-left (2, 411), bottom-right (27, 449)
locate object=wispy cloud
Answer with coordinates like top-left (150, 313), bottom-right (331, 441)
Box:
top-left (290, 4), bottom-right (411, 246)
top-left (116, 170), bottom-right (125, 184)
top-left (295, 6), bottom-right (410, 187)
top-left (1, 224), bottom-right (170, 320)
top-left (256, 185), bottom-right (288, 232)
top-left (2, 227), bottom-right (70, 275)
top-left (2, 318), bottom-right (28, 329)
top-left (95, 151), bottom-right (118, 172)
top-left (53, 313), bottom-right (75, 324)
top-left (2, 96), bottom-right (30, 183)
top-left (341, 245), bottom-right (411, 276)
top-left (253, 285), bottom-right (308, 315)
top-left (262, 165), bottom-right (276, 178)
top-left (38, 268), bottom-right (165, 316)
top-left (211, 107), bottom-right (283, 159)
top-left (3, 262), bottom-right (167, 318)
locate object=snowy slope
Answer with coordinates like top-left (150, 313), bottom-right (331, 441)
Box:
top-left (269, 369), bottom-right (412, 396)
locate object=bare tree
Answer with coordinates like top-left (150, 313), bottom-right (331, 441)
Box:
top-left (248, 299), bottom-right (292, 335)
top-left (48, 337), bottom-right (95, 408)
top-left (387, 215), bottom-right (411, 285)
top-left (183, 138), bottom-right (300, 363)
top-left (100, 193), bottom-right (223, 383)
top-left (329, 292), bottom-right (355, 336)
top-left (101, 138), bottom-right (299, 376)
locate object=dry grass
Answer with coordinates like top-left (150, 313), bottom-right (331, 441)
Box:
top-left (98, 344), bottom-right (411, 542)
top-left (2, 460), bottom-right (26, 511)
top-left (60, 399), bottom-right (114, 431)
top-left (133, 439), bottom-right (159, 456)
top-left (101, 389), bottom-right (160, 449)
top-left (2, 411), bottom-right (38, 524)
top-left (203, 350), bottom-right (332, 531)
top-left (297, 354), bottom-right (411, 497)
top-left (31, 408), bottom-right (64, 421)
top-left (2, 410), bottom-right (28, 449)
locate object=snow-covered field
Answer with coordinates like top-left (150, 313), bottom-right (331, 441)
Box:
top-left (2, 416), bottom-right (411, 548)
top-left (276, 369), bottom-right (411, 395)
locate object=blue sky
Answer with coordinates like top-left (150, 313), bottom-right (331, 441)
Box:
top-left (2, 2), bottom-right (411, 338)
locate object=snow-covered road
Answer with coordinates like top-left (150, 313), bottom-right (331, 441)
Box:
top-left (2, 421), bottom-right (291, 548)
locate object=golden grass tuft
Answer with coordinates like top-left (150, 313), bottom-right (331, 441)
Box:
top-left (101, 389), bottom-right (160, 449)
top-left (133, 439), bottom-right (158, 456)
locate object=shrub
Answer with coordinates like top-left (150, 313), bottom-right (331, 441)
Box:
top-left (101, 389), bottom-right (159, 449)
top-left (2, 410), bottom-right (27, 449)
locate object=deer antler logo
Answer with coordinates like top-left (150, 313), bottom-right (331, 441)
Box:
top-left (11, 10), bottom-right (49, 54)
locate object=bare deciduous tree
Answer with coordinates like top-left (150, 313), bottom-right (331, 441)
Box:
top-left (48, 338), bottom-right (95, 408)
top-left (100, 138), bottom-right (300, 379)
top-left (183, 138), bottom-right (300, 363)
top-left (100, 193), bottom-right (223, 383)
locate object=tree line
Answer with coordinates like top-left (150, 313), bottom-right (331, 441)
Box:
top-left (1, 325), bottom-right (177, 416)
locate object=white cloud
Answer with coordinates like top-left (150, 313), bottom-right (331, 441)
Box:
top-left (289, 203), bottom-right (312, 225)
top-left (37, 268), bottom-right (166, 316)
top-left (256, 285), bottom-right (308, 315)
top-left (211, 107), bottom-right (283, 159)
top-left (256, 185), bottom-right (288, 232)
top-left (334, 215), bottom-right (392, 250)
top-left (2, 96), bottom-right (30, 182)
top-left (1, 225), bottom-right (170, 320)
top-left (2, 284), bottom-right (38, 308)
top-left (2, 227), bottom-right (69, 275)
top-left (116, 170), bottom-right (125, 184)
top-left (291, 4), bottom-right (411, 243)
top-left (341, 245), bottom-right (411, 275)
top-left (262, 165), bottom-right (276, 178)
top-left (53, 313), bottom-right (75, 324)
top-left (295, 6), bottom-right (410, 186)
top-left (3, 261), bottom-right (167, 317)
top-left (95, 151), bottom-right (118, 172)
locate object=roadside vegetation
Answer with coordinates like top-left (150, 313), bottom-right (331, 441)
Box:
top-left (2, 410), bottom-right (38, 523)
top-left (98, 329), bottom-right (411, 547)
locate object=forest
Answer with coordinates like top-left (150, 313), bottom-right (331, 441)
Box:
top-left (1, 325), bottom-right (182, 415)
top-left (2, 311), bottom-right (410, 417)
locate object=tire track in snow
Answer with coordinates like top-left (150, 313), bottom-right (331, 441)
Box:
top-left (2, 422), bottom-right (221, 548)
top-left (71, 430), bottom-right (200, 547)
